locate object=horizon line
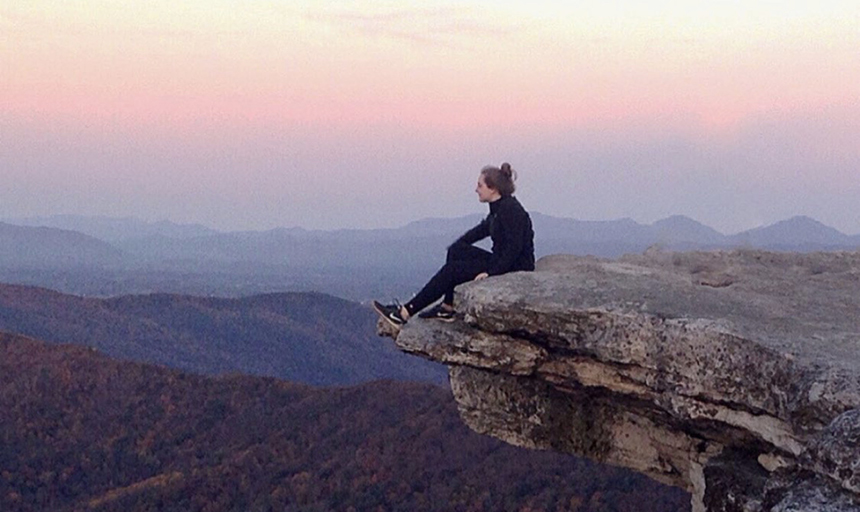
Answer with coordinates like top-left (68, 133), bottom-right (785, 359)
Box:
top-left (2, 212), bottom-right (857, 238)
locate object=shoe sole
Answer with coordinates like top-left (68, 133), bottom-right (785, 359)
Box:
top-left (418, 312), bottom-right (456, 322)
top-left (372, 301), bottom-right (405, 328)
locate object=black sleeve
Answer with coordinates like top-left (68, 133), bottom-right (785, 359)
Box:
top-left (451, 217), bottom-right (489, 247)
top-left (487, 208), bottom-right (527, 276)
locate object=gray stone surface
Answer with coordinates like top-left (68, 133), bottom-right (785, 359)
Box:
top-left (379, 249), bottom-right (860, 511)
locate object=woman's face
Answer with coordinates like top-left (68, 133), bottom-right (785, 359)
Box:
top-left (475, 174), bottom-right (499, 203)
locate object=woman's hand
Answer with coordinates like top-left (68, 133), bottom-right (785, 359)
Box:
top-left (473, 272), bottom-right (489, 281)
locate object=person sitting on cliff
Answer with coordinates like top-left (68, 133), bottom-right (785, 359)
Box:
top-left (373, 162), bottom-right (535, 327)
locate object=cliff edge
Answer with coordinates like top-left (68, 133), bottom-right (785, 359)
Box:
top-left (379, 250), bottom-right (860, 512)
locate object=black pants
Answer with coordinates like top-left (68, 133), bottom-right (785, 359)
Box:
top-left (405, 242), bottom-right (491, 314)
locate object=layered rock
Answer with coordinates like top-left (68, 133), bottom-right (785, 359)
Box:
top-left (378, 250), bottom-right (860, 511)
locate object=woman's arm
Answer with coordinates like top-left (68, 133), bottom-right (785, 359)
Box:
top-left (451, 217), bottom-right (490, 247)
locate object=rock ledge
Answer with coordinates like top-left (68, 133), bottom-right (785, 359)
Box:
top-left (380, 250), bottom-right (860, 512)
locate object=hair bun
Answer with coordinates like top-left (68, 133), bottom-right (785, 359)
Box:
top-left (480, 162), bottom-right (517, 195)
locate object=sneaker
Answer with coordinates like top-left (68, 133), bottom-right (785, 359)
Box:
top-left (418, 303), bottom-right (456, 322)
top-left (372, 300), bottom-right (407, 327)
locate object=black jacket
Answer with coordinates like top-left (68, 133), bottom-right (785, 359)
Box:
top-left (452, 195), bottom-right (535, 276)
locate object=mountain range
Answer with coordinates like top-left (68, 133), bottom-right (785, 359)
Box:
top-left (9, 212), bottom-right (859, 254)
top-left (1, 214), bottom-right (858, 299)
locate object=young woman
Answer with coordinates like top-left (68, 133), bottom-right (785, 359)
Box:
top-left (373, 162), bottom-right (535, 327)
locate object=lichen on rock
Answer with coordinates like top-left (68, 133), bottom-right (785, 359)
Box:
top-left (379, 250), bottom-right (860, 511)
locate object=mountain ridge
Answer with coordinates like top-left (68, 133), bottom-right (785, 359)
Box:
top-left (5, 214), bottom-right (219, 242)
top-left (0, 284), bottom-right (446, 386)
top-left (0, 222), bottom-right (125, 267)
top-left (6, 212), bottom-right (858, 240)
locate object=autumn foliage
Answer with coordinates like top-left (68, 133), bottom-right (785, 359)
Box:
top-left (0, 332), bottom-right (689, 512)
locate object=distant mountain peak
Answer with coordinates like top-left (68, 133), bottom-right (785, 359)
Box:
top-left (648, 215), bottom-right (725, 244)
top-left (652, 214), bottom-right (701, 225)
top-left (748, 215), bottom-right (844, 234)
top-left (777, 215), bottom-right (837, 228)
top-left (0, 222), bottom-right (125, 266)
top-left (732, 215), bottom-right (850, 246)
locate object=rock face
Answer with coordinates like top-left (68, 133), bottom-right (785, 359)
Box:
top-left (378, 250), bottom-right (860, 512)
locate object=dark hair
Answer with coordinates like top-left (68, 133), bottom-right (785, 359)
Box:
top-left (480, 162), bottom-right (517, 196)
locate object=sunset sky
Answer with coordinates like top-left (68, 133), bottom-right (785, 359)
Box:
top-left (2, 1), bottom-right (859, 233)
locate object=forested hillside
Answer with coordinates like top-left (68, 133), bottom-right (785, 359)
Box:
top-left (0, 284), bottom-right (445, 385)
top-left (0, 333), bottom-right (689, 512)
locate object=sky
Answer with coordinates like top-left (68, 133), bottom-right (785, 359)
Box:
top-left (2, 0), bottom-right (859, 234)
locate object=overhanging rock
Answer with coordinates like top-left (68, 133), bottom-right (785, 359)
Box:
top-left (379, 250), bottom-right (860, 512)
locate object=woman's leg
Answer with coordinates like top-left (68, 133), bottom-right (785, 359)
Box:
top-left (447, 241), bottom-right (492, 264)
top-left (406, 247), bottom-right (491, 314)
